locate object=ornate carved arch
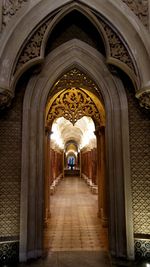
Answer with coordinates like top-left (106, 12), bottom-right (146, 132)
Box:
top-left (46, 69), bottom-right (105, 127)
top-left (20, 39), bottom-right (134, 261)
top-left (0, 0), bottom-right (150, 108)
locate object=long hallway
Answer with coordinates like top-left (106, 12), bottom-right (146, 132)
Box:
top-left (44, 176), bottom-right (108, 252)
top-left (15, 177), bottom-right (145, 266)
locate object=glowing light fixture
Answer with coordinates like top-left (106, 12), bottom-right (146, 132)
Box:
top-left (51, 121), bottom-right (64, 149)
top-left (79, 117), bottom-right (96, 149)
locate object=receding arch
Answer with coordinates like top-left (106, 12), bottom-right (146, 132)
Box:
top-left (20, 39), bottom-right (134, 261)
top-left (0, 0), bottom-right (150, 108)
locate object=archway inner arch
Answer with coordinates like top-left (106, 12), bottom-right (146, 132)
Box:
top-left (20, 40), bottom-right (134, 261)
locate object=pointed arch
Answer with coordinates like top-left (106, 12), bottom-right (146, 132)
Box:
top-left (0, 0), bottom-right (150, 108)
top-left (20, 39), bottom-right (134, 261)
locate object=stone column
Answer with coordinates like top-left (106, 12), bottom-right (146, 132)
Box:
top-left (44, 127), bottom-right (51, 225)
top-left (80, 151), bottom-right (82, 178)
top-left (95, 127), bottom-right (102, 218)
top-left (95, 125), bottom-right (108, 226)
top-left (0, 1), bottom-right (2, 32)
top-left (100, 126), bottom-right (108, 227)
top-left (62, 151), bottom-right (65, 178)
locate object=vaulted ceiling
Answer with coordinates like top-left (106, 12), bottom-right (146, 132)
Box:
top-left (50, 116), bottom-right (96, 152)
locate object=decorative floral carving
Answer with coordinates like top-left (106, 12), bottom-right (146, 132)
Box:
top-left (47, 88), bottom-right (101, 126)
top-left (122, 0), bottom-right (148, 28)
top-left (136, 91), bottom-right (150, 109)
top-left (14, 20), bottom-right (50, 73)
top-left (2, 0), bottom-right (28, 28)
top-left (54, 69), bottom-right (100, 95)
top-left (100, 20), bottom-right (136, 75)
top-left (0, 91), bottom-right (12, 109)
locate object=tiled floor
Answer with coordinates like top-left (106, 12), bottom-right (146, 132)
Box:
top-left (5, 177), bottom-right (149, 267)
top-left (44, 176), bottom-right (108, 252)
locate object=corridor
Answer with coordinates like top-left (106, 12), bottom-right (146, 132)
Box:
top-left (15, 177), bottom-right (145, 267)
top-left (44, 176), bottom-right (108, 252)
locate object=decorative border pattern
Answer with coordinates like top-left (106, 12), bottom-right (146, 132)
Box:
top-left (0, 241), bottom-right (19, 264)
top-left (135, 239), bottom-right (150, 259)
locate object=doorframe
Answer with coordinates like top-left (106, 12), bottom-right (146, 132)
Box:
top-left (20, 39), bottom-right (134, 261)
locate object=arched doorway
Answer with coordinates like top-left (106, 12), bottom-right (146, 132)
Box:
top-left (20, 39), bottom-right (134, 261)
top-left (44, 84), bottom-right (106, 225)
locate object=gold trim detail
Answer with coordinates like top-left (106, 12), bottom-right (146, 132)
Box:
top-left (47, 87), bottom-right (103, 126)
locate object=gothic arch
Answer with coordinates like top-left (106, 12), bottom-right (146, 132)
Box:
top-left (20, 39), bottom-right (134, 261)
top-left (0, 0), bottom-right (150, 109)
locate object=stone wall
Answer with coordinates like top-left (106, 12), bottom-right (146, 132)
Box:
top-left (126, 86), bottom-right (150, 259)
top-left (0, 77), bottom-right (27, 263)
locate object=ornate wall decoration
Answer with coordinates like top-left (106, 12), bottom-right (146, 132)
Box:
top-left (135, 239), bottom-right (150, 259)
top-left (99, 20), bottom-right (137, 76)
top-left (0, 82), bottom-right (26, 250)
top-left (14, 20), bottom-right (50, 73)
top-left (136, 91), bottom-right (150, 109)
top-left (0, 241), bottom-right (19, 264)
top-left (47, 87), bottom-right (101, 126)
top-left (122, 0), bottom-right (149, 28)
top-left (53, 69), bottom-right (100, 95)
top-left (2, 0), bottom-right (28, 29)
top-left (0, 91), bottom-right (12, 109)
top-left (127, 88), bottom-right (150, 236)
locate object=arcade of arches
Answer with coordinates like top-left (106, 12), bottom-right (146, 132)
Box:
top-left (0, 1), bottom-right (150, 266)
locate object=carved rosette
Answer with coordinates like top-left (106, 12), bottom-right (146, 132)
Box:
top-left (136, 90), bottom-right (150, 109)
top-left (0, 90), bottom-right (12, 109)
top-left (47, 88), bottom-right (101, 126)
top-left (122, 0), bottom-right (148, 28)
top-left (2, 0), bottom-right (28, 29)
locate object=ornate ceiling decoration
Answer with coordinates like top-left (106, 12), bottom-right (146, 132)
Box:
top-left (47, 87), bottom-right (102, 126)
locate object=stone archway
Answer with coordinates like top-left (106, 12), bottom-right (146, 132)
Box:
top-left (44, 85), bottom-right (106, 226)
top-left (1, 1), bottom-right (150, 109)
top-left (20, 39), bottom-right (134, 261)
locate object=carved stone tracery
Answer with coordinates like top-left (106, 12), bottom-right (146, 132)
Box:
top-left (14, 20), bottom-right (50, 73)
top-left (53, 68), bottom-right (100, 95)
top-left (99, 20), bottom-right (136, 75)
top-left (47, 87), bottom-right (101, 126)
